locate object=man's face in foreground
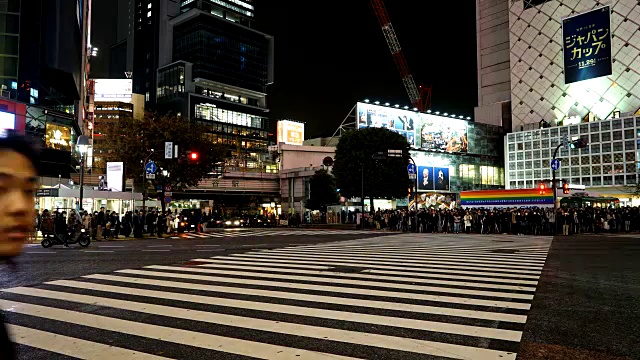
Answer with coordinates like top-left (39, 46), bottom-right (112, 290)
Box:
top-left (0, 150), bottom-right (37, 258)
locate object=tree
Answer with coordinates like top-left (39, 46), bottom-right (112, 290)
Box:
top-left (332, 127), bottom-right (411, 211)
top-left (305, 169), bottom-right (339, 212)
top-left (101, 111), bottom-right (227, 211)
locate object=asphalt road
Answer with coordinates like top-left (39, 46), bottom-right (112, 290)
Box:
top-left (2, 229), bottom-right (392, 289)
top-left (0, 231), bottom-right (557, 359)
top-left (518, 233), bottom-right (640, 360)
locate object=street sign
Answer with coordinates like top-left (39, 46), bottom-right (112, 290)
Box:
top-left (146, 173), bottom-right (156, 179)
top-left (407, 164), bottom-right (416, 174)
top-left (550, 159), bottom-right (561, 171)
top-left (164, 184), bottom-right (172, 192)
top-left (409, 174), bottom-right (417, 180)
top-left (164, 142), bottom-right (173, 159)
top-left (164, 196), bottom-right (171, 204)
top-left (145, 161), bottom-right (157, 174)
top-left (164, 192), bottom-right (172, 197)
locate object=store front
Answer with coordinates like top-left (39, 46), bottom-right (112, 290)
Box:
top-left (35, 186), bottom-right (143, 214)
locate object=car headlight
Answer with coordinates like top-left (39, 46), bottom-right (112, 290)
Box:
top-left (80, 228), bottom-right (86, 233)
top-left (233, 221), bottom-right (240, 225)
top-left (225, 221), bottom-right (231, 225)
top-left (257, 220), bottom-right (261, 223)
top-left (180, 222), bottom-right (185, 226)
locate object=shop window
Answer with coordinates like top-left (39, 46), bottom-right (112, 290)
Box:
top-left (603, 176), bottom-right (612, 185)
top-left (592, 176), bottom-right (602, 186)
top-left (615, 175), bottom-right (625, 185)
top-left (626, 174), bottom-right (636, 184)
top-left (45, 123), bottom-right (74, 151)
top-left (582, 177), bottom-right (591, 186)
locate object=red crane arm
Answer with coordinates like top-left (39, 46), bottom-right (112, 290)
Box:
top-left (369, 0), bottom-right (431, 111)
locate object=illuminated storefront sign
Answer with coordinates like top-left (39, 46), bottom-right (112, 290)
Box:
top-left (0, 111), bottom-right (15, 136)
top-left (45, 123), bottom-right (75, 151)
top-left (562, 6), bottom-right (612, 85)
top-left (357, 102), bottom-right (468, 152)
top-left (277, 120), bottom-right (304, 146)
top-left (94, 79), bottom-right (133, 102)
top-left (416, 166), bottom-right (450, 192)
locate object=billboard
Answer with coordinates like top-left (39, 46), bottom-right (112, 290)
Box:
top-left (94, 79), bottom-right (133, 102)
top-left (419, 115), bottom-right (468, 152)
top-left (562, 6), bottom-right (612, 85)
top-left (106, 162), bottom-right (124, 192)
top-left (277, 120), bottom-right (304, 146)
top-left (357, 102), bottom-right (467, 152)
top-left (0, 111), bottom-right (15, 134)
top-left (416, 166), bottom-right (450, 192)
top-left (357, 103), bottom-right (417, 146)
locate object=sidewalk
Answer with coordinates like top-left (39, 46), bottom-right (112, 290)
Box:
top-left (27, 233), bottom-right (173, 244)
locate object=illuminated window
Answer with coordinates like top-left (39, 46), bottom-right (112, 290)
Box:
top-left (147, 3), bottom-right (151, 8)
top-left (147, 10), bottom-right (151, 17)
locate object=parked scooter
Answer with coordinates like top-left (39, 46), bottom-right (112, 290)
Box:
top-left (41, 227), bottom-right (91, 248)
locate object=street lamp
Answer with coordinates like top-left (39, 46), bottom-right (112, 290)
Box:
top-left (141, 149), bottom-right (155, 212)
top-left (76, 135), bottom-right (91, 212)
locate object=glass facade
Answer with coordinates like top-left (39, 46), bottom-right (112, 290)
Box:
top-left (157, 63), bottom-right (186, 100)
top-left (173, 13), bottom-right (270, 93)
top-left (412, 150), bottom-right (504, 193)
top-left (195, 103), bottom-right (264, 128)
top-left (505, 116), bottom-right (640, 189)
top-left (0, 0), bottom-right (20, 96)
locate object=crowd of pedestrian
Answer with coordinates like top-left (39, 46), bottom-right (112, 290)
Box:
top-left (355, 206), bottom-right (640, 235)
top-left (35, 208), bottom-right (211, 240)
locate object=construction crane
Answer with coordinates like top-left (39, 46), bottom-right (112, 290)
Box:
top-left (370, 0), bottom-right (432, 111)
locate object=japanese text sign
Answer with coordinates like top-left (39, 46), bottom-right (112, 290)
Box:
top-left (562, 6), bottom-right (612, 84)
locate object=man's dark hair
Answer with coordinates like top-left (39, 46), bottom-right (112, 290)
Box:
top-left (0, 129), bottom-right (39, 168)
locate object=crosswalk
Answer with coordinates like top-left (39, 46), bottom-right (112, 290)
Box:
top-left (175, 229), bottom-right (386, 239)
top-left (2, 233), bottom-right (553, 359)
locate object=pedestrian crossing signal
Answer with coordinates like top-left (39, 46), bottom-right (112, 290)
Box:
top-left (190, 152), bottom-right (199, 160)
top-left (538, 183), bottom-right (546, 195)
top-left (563, 182), bottom-right (570, 194)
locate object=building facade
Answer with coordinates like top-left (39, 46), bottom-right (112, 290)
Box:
top-left (475, 0), bottom-right (512, 128)
top-left (505, 115), bottom-right (640, 205)
top-left (509, 0), bottom-right (640, 131)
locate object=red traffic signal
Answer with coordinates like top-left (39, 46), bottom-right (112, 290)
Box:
top-left (563, 182), bottom-right (570, 194)
top-left (190, 152), bottom-right (199, 160)
top-left (538, 183), bottom-right (546, 195)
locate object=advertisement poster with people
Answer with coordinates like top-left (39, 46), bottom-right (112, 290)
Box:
top-left (357, 103), bottom-right (417, 147)
top-left (420, 115), bottom-right (468, 153)
top-left (417, 166), bottom-right (450, 191)
top-left (356, 102), bottom-right (467, 152)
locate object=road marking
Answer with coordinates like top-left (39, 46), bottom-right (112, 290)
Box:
top-left (8, 324), bottom-right (170, 360)
top-left (142, 250), bottom-right (170, 252)
top-left (197, 249), bottom-right (224, 252)
top-left (83, 274), bottom-right (527, 322)
top-left (82, 251), bottom-right (115, 253)
top-left (226, 254), bottom-right (541, 280)
top-left (26, 251), bottom-right (55, 254)
top-left (195, 244), bottom-right (220, 247)
top-left (116, 269), bottom-right (531, 310)
top-left (146, 265), bottom-right (534, 300)
top-left (0, 299), bottom-right (357, 360)
top-left (0, 289), bottom-right (519, 358)
top-left (98, 245), bottom-right (125, 248)
top-left (45, 280), bottom-right (522, 341)
top-left (147, 245), bottom-right (173, 248)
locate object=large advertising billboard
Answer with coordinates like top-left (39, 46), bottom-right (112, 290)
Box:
top-left (94, 79), bottom-right (133, 102)
top-left (106, 162), bottom-right (124, 192)
top-left (357, 103), bottom-right (417, 146)
top-left (357, 102), bottom-right (467, 152)
top-left (562, 6), bottom-right (612, 85)
top-left (277, 120), bottom-right (304, 146)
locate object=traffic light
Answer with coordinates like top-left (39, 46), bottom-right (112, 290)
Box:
top-left (189, 152), bottom-right (199, 161)
top-left (538, 183), bottom-right (546, 195)
top-left (569, 136), bottom-right (589, 149)
top-left (563, 182), bottom-right (570, 194)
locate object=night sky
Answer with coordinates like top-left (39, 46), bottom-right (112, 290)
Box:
top-left (257, 1), bottom-right (478, 139)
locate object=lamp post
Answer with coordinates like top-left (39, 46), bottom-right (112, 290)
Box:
top-left (76, 135), bottom-right (91, 212)
top-left (141, 149), bottom-right (155, 212)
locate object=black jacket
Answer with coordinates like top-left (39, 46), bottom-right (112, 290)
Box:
top-left (0, 312), bottom-right (15, 360)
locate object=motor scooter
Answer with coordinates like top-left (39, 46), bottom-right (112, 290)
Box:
top-left (41, 227), bottom-right (91, 248)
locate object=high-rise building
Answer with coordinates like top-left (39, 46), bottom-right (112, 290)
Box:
top-left (474, 0), bottom-right (512, 129)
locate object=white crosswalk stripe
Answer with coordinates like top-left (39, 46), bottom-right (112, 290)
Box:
top-left (2, 233), bottom-right (553, 359)
top-left (174, 229), bottom-right (388, 239)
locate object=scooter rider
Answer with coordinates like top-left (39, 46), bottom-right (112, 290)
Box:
top-left (0, 130), bottom-right (39, 360)
top-left (55, 210), bottom-right (69, 247)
